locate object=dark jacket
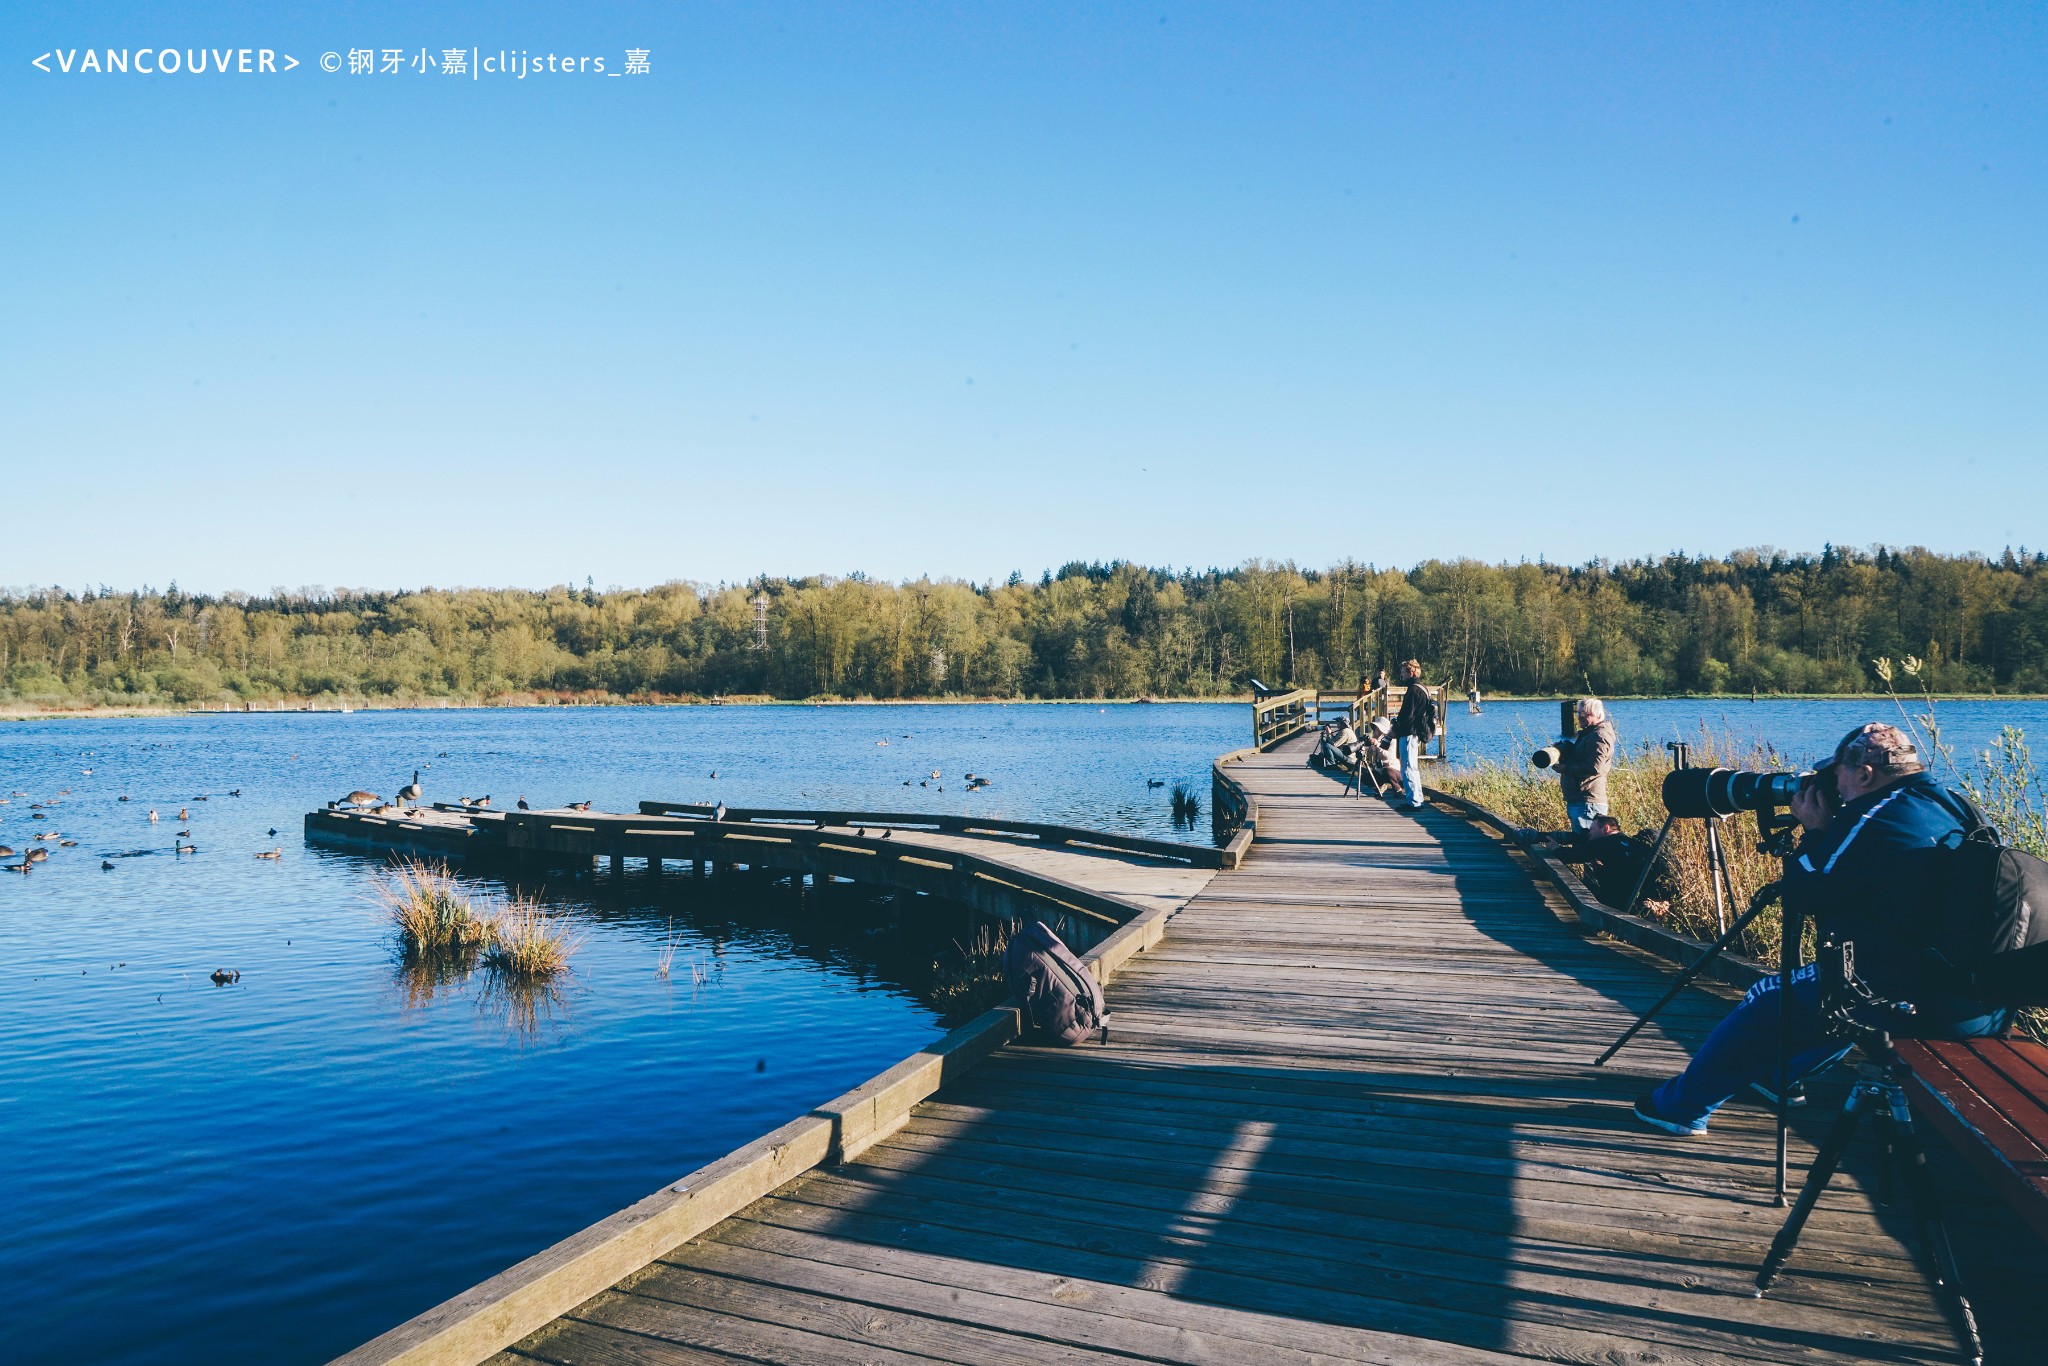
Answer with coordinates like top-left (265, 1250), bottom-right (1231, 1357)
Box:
top-left (1555, 718), bottom-right (1616, 805)
top-left (1391, 684), bottom-right (1437, 742)
top-left (1781, 772), bottom-right (1988, 1024)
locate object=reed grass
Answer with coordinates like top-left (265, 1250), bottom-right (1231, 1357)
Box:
top-left (929, 921), bottom-right (1013, 1024)
top-left (379, 860), bottom-right (493, 966)
top-left (481, 894), bottom-right (582, 987)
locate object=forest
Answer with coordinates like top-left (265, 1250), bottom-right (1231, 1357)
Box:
top-left (5, 546), bottom-right (2048, 707)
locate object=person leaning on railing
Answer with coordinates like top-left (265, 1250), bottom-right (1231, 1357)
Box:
top-left (1552, 697), bottom-right (1616, 832)
top-left (1388, 659), bottom-right (1437, 812)
top-left (1630, 723), bottom-right (2009, 1138)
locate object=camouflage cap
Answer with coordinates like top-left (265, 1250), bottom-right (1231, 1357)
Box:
top-left (1834, 722), bottom-right (1922, 773)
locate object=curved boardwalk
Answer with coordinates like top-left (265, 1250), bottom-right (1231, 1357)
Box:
top-left (493, 738), bottom-right (2048, 1366)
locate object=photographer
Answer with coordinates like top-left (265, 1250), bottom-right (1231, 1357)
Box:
top-left (1388, 659), bottom-right (1436, 811)
top-left (1549, 697), bottom-right (1617, 831)
top-left (1632, 723), bottom-right (2008, 1138)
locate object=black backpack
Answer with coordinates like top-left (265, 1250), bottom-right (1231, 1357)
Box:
top-left (1930, 795), bottom-right (2048, 1007)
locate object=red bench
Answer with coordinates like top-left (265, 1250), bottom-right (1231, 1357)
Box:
top-left (1897, 1037), bottom-right (2048, 1243)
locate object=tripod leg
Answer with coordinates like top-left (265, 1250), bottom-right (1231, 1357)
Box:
top-left (1758, 1084), bottom-right (1872, 1294)
top-left (1886, 1089), bottom-right (1985, 1364)
top-left (1621, 815), bottom-right (1677, 921)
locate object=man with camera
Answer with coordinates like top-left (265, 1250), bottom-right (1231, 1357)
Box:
top-left (1632, 723), bottom-right (2008, 1138)
top-left (1537, 697), bottom-right (1616, 832)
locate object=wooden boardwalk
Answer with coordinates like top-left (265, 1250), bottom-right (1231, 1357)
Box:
top-left (483, 739), bottom-right (2048, 1366)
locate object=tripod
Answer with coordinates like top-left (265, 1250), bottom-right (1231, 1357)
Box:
top-left (1755, 1029), bottom-right (1983, 1365)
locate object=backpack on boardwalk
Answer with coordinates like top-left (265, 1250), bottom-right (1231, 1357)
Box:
top-left (1933, 819), bottom-right (2048, 1007)
top-left (1004, 919), bottom-right (1108, 1045)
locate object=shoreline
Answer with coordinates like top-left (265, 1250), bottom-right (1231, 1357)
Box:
top-left (7, 691), bottom-right (2048, 722)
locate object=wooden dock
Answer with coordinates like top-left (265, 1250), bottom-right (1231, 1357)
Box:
top-left (340, 738), bottom-right (2048, 1366)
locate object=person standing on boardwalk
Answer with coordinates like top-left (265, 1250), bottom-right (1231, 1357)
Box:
top-left (1388, 659), bottom-right (1437, 811)
top-left (1552, 697), bottom-right (1616, 832)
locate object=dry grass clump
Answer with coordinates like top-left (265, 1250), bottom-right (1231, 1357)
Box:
top-left (1438, 724), bottom-right (1792, 958)
top-left (929, 922), bottom-right (1013, 1024)
top-left (380, 860), bottom-right (493, 966)
top-left (481, 893), bottom-right (583, 987)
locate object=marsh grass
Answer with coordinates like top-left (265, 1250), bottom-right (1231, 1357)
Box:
top-left (930, 921), bottom-right (1013, 1024)
top-left (379, 860), bottom-right (493, 1001)
top-left (482, 894), bottom-right (583, 987)
top-left (1438, 723), bottom-right (1795, 960)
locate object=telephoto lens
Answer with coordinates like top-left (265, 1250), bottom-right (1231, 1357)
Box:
top-left (1530, 746), bottom-right (1564, 769)
top-left (1662, 767), bottom-right (1806, 818)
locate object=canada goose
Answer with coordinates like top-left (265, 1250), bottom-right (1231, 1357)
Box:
top-left (516, 797), bottom-right (530, 810)
top-left (227, 788), bottom-right (241, 797)
top-left (341, 791), bottom-right (380, 808)
top-left (709, 771), bottom-right (718, 779)
top-left (210, 968), bottom-right (239, 984)
top-left (1147, 778), bottom-right (1165, 788)
top-left (473, 796), bottom-right (490, 808)
top-left (28, 848), bottom-right (49, 862)
top-left (567, 801), bottom-right (592, 812)
top-left (58, 840), bottom-right (77, 848)
top-left (255, 848), bottom-right (282, 860)
top-left (0, 846), bottom-right (12, 856)
top-left (35, 831), bottom-right (59, 841)
top-left (193, 795), bottom-right (208, 802)
top-left (397, 771), bottom-right (422, 805)
top-left (175, 842), bottom-right (198, 854)
top-left (2, 862), bottom-right (27, 873)
top-left (176, 829), bottom-right (191, 837)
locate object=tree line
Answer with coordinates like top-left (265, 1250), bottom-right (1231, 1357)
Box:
top-left (5, 545), bottom-right (2048, 707)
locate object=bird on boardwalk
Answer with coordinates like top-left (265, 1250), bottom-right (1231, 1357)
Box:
top-left (567, 801), bottom-right (592, 812)
top-left (398, 771), bottom-right (422, 806)
top-left (516, 797), bottom-right (530, 810)
top-left (340, 791), bottom-right (380, 808)
top-left (882, 829), bottom-right (893, 840)
top-left (713, 802), bottom-right (729, 823)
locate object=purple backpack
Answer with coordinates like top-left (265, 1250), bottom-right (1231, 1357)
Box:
top-left (1004, 919), bottom-right (1108, 1045)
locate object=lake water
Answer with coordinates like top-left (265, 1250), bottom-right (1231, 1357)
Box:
top-left (4, 698), bottom-right (2046, 1365)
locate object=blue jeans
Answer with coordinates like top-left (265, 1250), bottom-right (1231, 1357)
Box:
top-left (1648, 966), bottom-right (2009, 1126)
top-left (1399, 736), bottom-right (1423, 807)
top-left (1565, 799), bottom-right (1607, 832)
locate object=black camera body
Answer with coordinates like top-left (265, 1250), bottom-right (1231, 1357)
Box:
top-left (1662, 762), bottom-right (1837, 819)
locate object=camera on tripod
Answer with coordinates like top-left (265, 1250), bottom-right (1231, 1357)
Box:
top-left (1661, 761), bottom-right (1838, 820)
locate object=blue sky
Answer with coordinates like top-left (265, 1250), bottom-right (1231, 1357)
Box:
top-left (3, 2), bottom-right (2043, 593)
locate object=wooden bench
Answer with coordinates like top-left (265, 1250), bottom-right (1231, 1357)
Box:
top-left (1897, 1037), bottom-right (2048, 1242)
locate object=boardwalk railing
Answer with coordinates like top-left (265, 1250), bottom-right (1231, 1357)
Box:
top-left (1251, 686), bottom-right (1316, 748)
top-left (636, 802), bottom-right (1224, 868)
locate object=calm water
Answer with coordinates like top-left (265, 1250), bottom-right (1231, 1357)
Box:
top-left (0, 703), bottom-right (1238, 1366)
top-left (5, 698), bottom-right (2047, 1365)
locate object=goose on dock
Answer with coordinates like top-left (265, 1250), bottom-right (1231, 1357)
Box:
top-left (340, 791), bottom-right (380, 808)
top-left (398, 771), bottom-right (422, 806)
top-left (516, 797), bottom-right (530, 810)
top-left (567, 801), bottom-right (592, 811)
top-left (713, 802), bottom-right (729, 823)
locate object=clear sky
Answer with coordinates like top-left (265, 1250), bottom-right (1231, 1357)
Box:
top-left (3, 2), bottom-right (2043, 594)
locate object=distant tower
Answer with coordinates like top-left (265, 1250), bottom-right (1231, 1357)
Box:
top-left (751, 592), bottom-right (769, 650)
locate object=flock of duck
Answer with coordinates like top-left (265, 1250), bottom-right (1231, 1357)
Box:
top-left (330, 769), bottom-right (587, 818)
top-left (1, 779), bottom-right (282, 875)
